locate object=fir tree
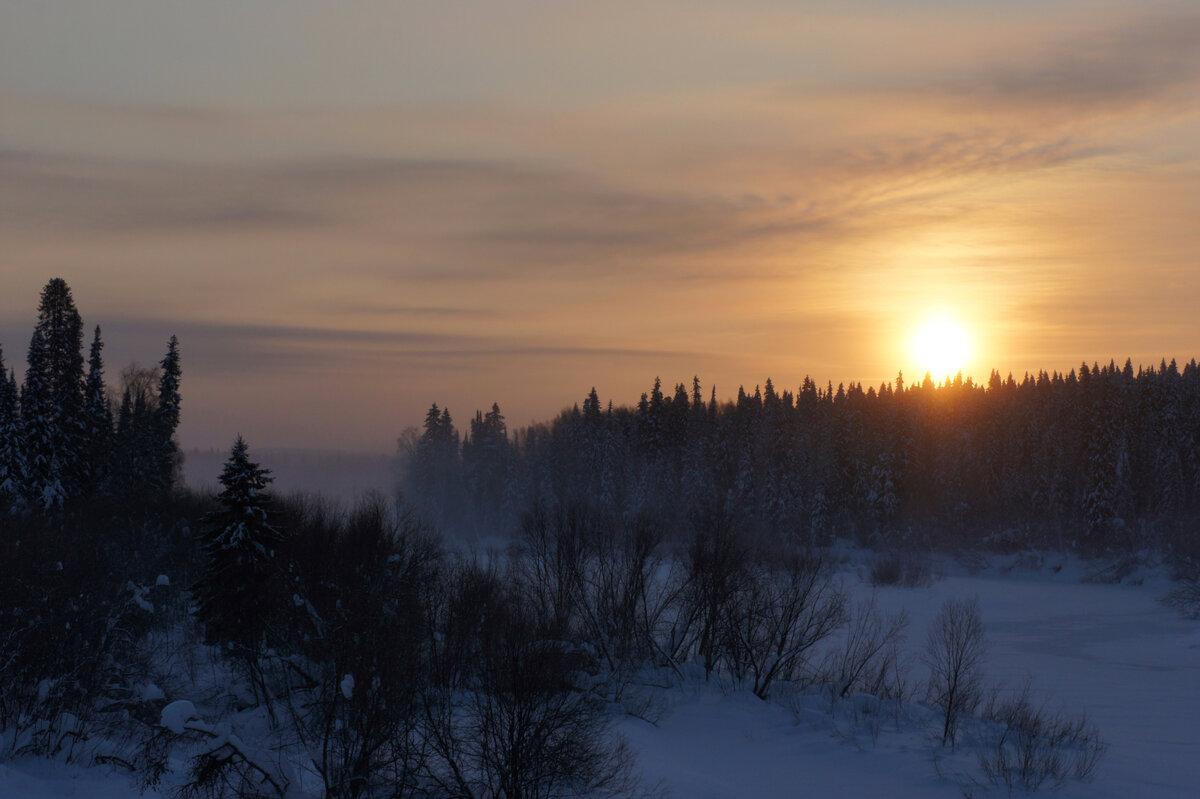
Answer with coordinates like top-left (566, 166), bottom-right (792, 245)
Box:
top-left (152, 335), bottom-right (182, 498)
top-left (20, 329), bottom-right (62, 509)
top-left (107, 365), bottom-right (159, 502)
top-left (0, 351), bottom-right (22, 508)
top-left (463, 402), bottom-right (510, 530)
top-left (33, 278), bottom-right (86, 501)
top-left (80, 326), bottom-right (112, 496)
top-left (194, 436), bottom-right (285, 654)
top-left (107, 387), bottom-right (135, 496)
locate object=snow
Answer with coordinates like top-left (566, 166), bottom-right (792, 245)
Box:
top-left (5, 558), bottom-right (1199, 798)
top-left (911, 569), bottom-right (1200, 799)
top-left (621, 687), bottom-right (962, 798)
top-left (160, 699), bottom-right (198, 735)
top-left (0, 760), bottom-right (161, 799)
top-left (620, 560), bottom-right (1200, 798)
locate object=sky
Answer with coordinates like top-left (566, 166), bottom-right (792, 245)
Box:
top-left (2, 1), bottom-right (1199, 452)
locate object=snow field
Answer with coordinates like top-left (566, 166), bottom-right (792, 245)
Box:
top-left (620, 558), bottom-right (1200, 798)
top-left (4, 556), bottom-right (1198, 798)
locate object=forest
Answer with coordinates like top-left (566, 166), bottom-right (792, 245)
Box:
top-left (7, 278), bottom-right (1198, 798)
top-left (404, 364), bottom-right (1200, 556)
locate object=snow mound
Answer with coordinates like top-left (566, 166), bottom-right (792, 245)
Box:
top-left (161, 700), bottom-right (198, 734)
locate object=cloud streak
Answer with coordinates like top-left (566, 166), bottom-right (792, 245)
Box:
top-left (950, 13), bottom-right (1200, 111)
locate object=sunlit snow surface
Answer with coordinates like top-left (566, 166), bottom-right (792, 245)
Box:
top-left (5, 559), bottom-right (1199, 798)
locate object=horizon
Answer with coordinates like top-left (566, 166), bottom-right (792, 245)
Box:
top-left (1, 287), bottom-right (1196, 454)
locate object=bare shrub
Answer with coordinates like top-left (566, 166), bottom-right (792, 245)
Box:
top-left (676, 512), bottom-right (753, 680)
top-left (978, 683), bottom-right (1107, 791)
top-left (577, 515), bottom-right (678, 697)
top-left (868, 552), bottom-right (932, 588)
top-left (516, 503), bottom-right (590, 638)
top-left (822, 595), bottom-right (908, 701)
top-left (1164, 569), bottom-right (1200, 619)
top-left (924, 596), bottom-right (986, 747)
top-left (516, 504), bottom-right (675, 696)
top-left (424, 558), bottom-right (642, 799)
top-left (724, 551), bottom-right (848, 699)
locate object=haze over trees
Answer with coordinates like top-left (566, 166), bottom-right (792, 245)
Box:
top-left (403, 367), bottom-right (1200, 555)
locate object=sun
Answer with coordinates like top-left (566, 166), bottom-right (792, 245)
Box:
top-left (911, 316), bottom-right (970, 380)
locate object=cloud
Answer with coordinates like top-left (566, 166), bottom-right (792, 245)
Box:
top-left (328, 302), bottom-right (499, 318)
top-left (0, 151), bottom-right (329, 233)
top-left (85, 318), bottom-right (698, 377)
top-left (0, 83), bottom-right (1125, 295)
top-left (918, 13), bottom-right (1200, 113)
top-left (0, 148), bottom-right (809, 281)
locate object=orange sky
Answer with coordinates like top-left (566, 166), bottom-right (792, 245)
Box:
top-left (2, 1), bottom-right (1199, 451)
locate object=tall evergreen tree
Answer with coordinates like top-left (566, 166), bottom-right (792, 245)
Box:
top-left (194, 436), bottom-right (285, 654)
top-left (20, 329), bottom-right (62, 509)
top-left (0, 349), bottom-right (22, 508)
top-left (32, 278), bottom-right (87, 501)
top-left (80, 326), bottom-right (112, 496)
top-left (152, 335), bottom-right (182, 498)
top-left (463, 402), bottom-right (510, 530)
top-left (108, 386), bottom-right (135, 495)
top-left (106, 364), bottom-right (160, 502)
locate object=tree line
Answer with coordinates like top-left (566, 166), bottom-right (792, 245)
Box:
top-left (0, 278), bottom-right (181, 513)
top-left (405, 364), bottom-right (1200, 555)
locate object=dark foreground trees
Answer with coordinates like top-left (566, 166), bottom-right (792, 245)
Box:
top-left (276, 495), bottom-right (439, 799)
top-left (193, 436), bottom-right (285, 666)
top-left (169, 471), bottom-right (647, 799)
top-left (0, 492), bottom-right (203, 762)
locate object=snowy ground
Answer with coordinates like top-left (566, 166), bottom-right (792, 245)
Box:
top-left (5, 556), bottom-right (1198, 798)
top-left (0, 758), bottom-right (161, 799)
top-left (621, 557), bottom-right (1200, 798)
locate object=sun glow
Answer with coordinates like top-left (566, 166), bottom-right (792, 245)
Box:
top-left (911, 316), bottom-right (971, 380)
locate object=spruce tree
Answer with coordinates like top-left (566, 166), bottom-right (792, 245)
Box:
top-left (152, 335), bottom-right (182, 498)
top-left (0, 349), bottom-right (22, 508)
top-left (20, 329), bottom-right (62, 509)
top-left (33, 278), bottom-right (86, 501)
top-left (463, 402), bottom-right (509, 527)
top-left (194, 436), bottom-right (285, 653)
top-left (81, 326), bottom-right (113, 496)
top-left (107, 387), bottom-right (135, 498)
top-left (107, 365), bottom-right (159, 502)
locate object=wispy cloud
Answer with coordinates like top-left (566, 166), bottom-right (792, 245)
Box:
top-left (946, 13), bottom-right (1200, 111)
